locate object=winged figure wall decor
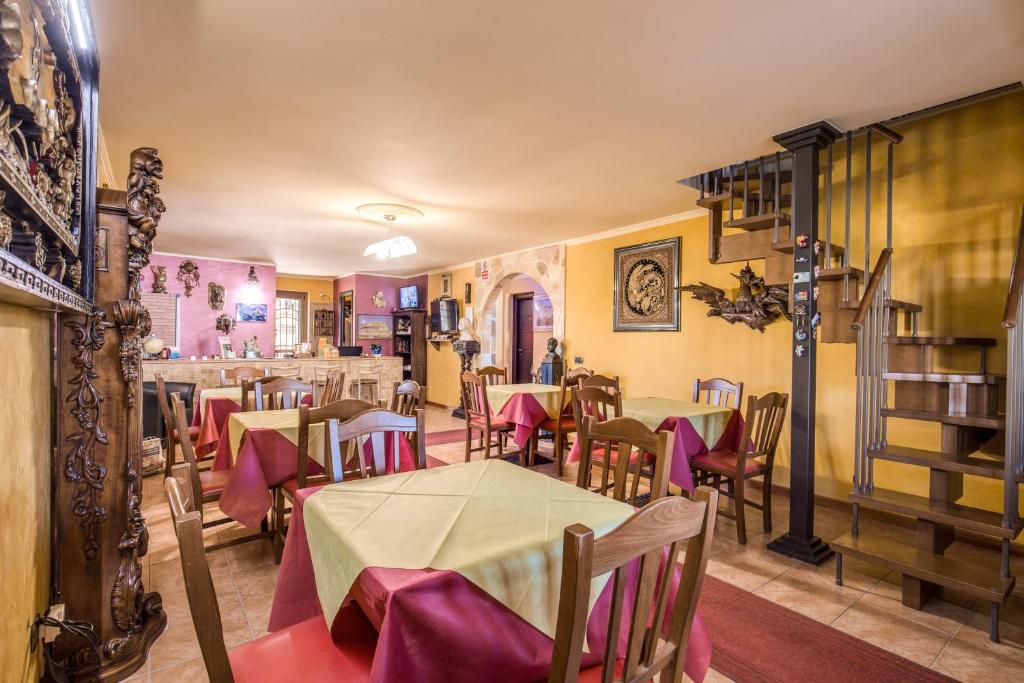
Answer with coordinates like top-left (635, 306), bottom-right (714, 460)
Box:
top-left (679, 263), bottom-right (791, 333)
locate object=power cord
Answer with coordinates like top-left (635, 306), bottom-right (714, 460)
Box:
top-left (31, 613), bottom-right (100, 683)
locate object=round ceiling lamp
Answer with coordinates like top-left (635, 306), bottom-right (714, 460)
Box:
top-left (356, 203), bottom-right (424, 224)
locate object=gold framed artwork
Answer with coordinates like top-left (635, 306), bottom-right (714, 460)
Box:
top-left (613, 236), bottom-right (680, 331)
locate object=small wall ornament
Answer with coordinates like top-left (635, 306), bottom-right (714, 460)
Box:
top-left (176, 259), bottom-right (200, 297)
top-left (679, 263), bottom-right (791, 333)
top-left (215, 313), bottom-right (236, 334)
top-left (150, 264), bottom-right (167, 293)
top-left (372, 290), bottom-right (386, 308)
top-left (208, 282), bottom-right (226, 310)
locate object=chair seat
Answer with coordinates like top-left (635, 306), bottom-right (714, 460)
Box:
top-left (199, 469), bottom-right (232, 496)
top-left (281, 478), bottom-right (299, 497)
top-left (578, 658), bottom-right (625, 682)
top-left (173, 424), bottom-right (202, 443)
top-left (538, 416), bottom-right (576, 432)
top-left (691, 449), bottom-right (768, 477)
top-left (229, 605), bottom-right (376, 682)
top-left (469, 416), bottom-right (513, 431)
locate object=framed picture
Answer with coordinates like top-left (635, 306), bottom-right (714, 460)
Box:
top-left (218, 335), bottom-right (235, 359)
top-left (235, 303), bottom-right (268, 322)
top-left (357, 314), bottom-right (393, 339)
top-left (533, 295), bottom-right (554, 331)
top-left (441, 272), bottom-right (453, 297)
top-left (613, 236), bottom-right (680, 331)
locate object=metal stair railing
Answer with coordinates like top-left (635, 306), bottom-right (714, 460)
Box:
top-left (1001, 206), bottom-right (1024, 537)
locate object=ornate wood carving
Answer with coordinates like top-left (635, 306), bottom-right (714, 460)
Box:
top-left (150, 263), bottom-right (167, 292)
top-left (679, 263), bottom-right (791, 332)
top-left (112, 296), bottom-right (151, 408)
top-left (0, 246), bottom-right (90, 310)
top-left (63, 307), bottom-right (112, 560)
top-left (126, 147), bottom-right (164, 278)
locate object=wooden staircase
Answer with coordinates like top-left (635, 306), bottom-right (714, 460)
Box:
top-left (832, 210), bottom-right (1024, 643)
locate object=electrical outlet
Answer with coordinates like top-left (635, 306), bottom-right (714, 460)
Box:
top-left (574, 356), bottom-right (584, 364)
top-left (41, 604), bottom-right (64, 643)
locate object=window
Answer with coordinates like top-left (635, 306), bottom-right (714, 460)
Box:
top-left (275, 291), bottom-right (307, 351)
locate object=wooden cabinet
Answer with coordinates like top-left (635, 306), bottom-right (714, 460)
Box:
top-left (393, 310), bottom-right (427, 385)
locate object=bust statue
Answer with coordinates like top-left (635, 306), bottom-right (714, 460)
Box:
top-left (539, 337), bottom-right (563, 385)
top-left (457, 317), bottom-right (475, 341)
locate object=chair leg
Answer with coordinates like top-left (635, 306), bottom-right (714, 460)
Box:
top-left (465, 426), bottom-right (473, 462)
top-left (762, 474), bottom-right (773, 533)
top-left (273, 489), bottom-right (286, 564)
top-left (554, 427), bottom-right (564, 477)
top-left (734, 476), bottom-right (747, 545)
top-left (485, 427), bottom-right (493, 459)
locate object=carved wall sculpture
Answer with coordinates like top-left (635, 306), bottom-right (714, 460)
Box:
top-left (176, 259), bottom-right (199, 297)
top-left (150, 263), bottom-right (167, 292)
top-left (208, 281), bottom-right (225, 309)
top-left (680, 263), bottom-right (791, 332)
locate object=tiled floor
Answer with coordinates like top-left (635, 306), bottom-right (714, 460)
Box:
top-left (127, 406), bottom-right (1024, 682)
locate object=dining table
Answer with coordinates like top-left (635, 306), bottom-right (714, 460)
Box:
top-left (486, 383), bottom-right (568, 459)
top-left (569, 396), bottom-right (742, 493)
top-left (191, 386), bottom-right (244, 456)
top-left (212, 407), bottom-right (413, 528)
top-left (267, 459), bottom-right (711, 682)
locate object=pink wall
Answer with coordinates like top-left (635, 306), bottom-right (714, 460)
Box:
top-left (146, 253), bottom-right (277, 358)
top-left (332, 273), bottom-right (427, 355)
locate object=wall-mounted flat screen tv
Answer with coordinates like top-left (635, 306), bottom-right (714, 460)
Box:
top-left (399, 285), bottom-right (419, 310)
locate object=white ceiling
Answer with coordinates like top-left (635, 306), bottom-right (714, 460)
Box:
top-left (92, 0), bottom-right (1024, 277)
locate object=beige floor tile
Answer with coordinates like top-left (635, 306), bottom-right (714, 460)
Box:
top-left (831, 597), bottom-right (951, 666)
top-left (856, 591), bottom-right (972, 635)
top-left (707, 542), bottom-right (797, 592)
top-left (932, 634), bottom-right (1024, 683)
top-left (955, 608), bottom-right (1024, 663)
top-left (150, 655), bottom-right (210, 683)
top-left (755, 567), bottom-right (864, 623)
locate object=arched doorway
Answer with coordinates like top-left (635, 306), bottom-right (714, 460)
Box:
top-left (478, 273), bottom-right (555, 381)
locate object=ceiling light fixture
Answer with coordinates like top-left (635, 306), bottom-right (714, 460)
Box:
top-left (358, 203), bottom-right (423, 260)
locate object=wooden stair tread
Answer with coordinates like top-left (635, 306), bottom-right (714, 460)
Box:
top-left (849, 487), bottom-right (1022, 539)
top-left (817, 266), bottom-right (865, 281)
top-left (771, 239), bottom-right (845, 256)
top-left (868, 444), bottom-right (1007, 479)
top-left (838, 298), bottom-right (921, 312)
top-left (880, 407), bottom-right (1005, 430)
top-left (832, 532), bottom-right (1015, 602)
top-left (696, 191), bottom-right (740, 210)
top-left (883, 372), bottom-right (1006, 384)
top-left (722, 212), bottom-right (790, 231)
top-left (883, 335), bottom-right (996, 346)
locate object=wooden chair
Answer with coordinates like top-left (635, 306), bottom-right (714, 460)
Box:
top-left (579, 373), bottom-right (621, 395)
top-left (349, 360), bottom-right (383, 403)
top-left (324, 408), bottom-right (427, 481)
top-left (534, 371), bottom-right (588, 476)
top-left (461, 372), bottom-right (519, 463)
top-left (163, 474), bottom-right (377, 682)
top-left (314, 369), bottom-right (346, 407)
top-left (253, 377), bottom-right (313, 411)
top-left (548, 490), bottom-right (718, 683)
top-left (269, 364), bottom-right (301, 379)
top-left (692, 377), bottom-right (743, 409)
top-left (240, 375), bottom-right (283, 411)
top-left (390, 379), bottom-right (424, 416)
top-left (272, 398), bottom-right (375, 562)
top-left (155, 374), bottom-right (202, 478)
top-left (169, 395), bottom-right (269, 549)
top-left (570, 385), bottom-right (623, 427)
top-left (477, 365), bottom-right (508, 385)
top-left (691, 392), bottom-right (789, 544)
top-left (219, 365), bottom-right (267, 387)
top-left (576, 416), bottom-right (670, 507)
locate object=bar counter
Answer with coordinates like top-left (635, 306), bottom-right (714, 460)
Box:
top-left (142, 356), bottom-right (404, 399)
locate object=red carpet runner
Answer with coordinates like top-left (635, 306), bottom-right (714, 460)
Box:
top-left (699, 575), bottom-right (954, 682)
top-left (425, 428), bottom-right (465, 447)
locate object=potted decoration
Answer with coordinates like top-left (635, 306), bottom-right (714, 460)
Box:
top-left (370, 343), bottom-right (382, 357)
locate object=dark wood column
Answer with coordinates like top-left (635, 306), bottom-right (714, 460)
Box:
top-left (767, 121), bottom-right (840, 565)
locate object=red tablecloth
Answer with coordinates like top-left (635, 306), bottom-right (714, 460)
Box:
top-left (568, 410), bottom-right (744, 493)
top-left (269, 488), bottom-right (712, 682)
top-left (495, 393), bottom-right (556, 449)
top-left (192, 396), bottom-right (241, 456)
top-left (215, 427), bottom-right (414, 529)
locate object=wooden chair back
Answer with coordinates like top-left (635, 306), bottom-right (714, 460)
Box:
top-left (297, 398), bottom-right (375, 487)
top-left (163, 474), bottom-right (234, 681)
top-left (461, 372), bottom-right (497, 425)
top-left (736, 392), bottom-right (789, 470)
top-left (692, 377), bottom-right (744, 409)
top-left (579, 373), bottom-right (621, 395)
top-left (253, 377), bottom-right (313, 411)
top-left (390, 380), bottom-right (424, 415)
top-left (570, 385), bottom-right (622, 427)
top-left (313, 365), bottom-right (335, 382)
top-left (240, 375), bottom-right (283, 411)
top-left (548, 490), bottom-right (718, 683)
top-left (324, 408), bottom-right (426, 481)
top-left (314, 369), bottom-right (346, 407)
top-left (564, 366), bottom-right (593, 383)
top-left (169, 393), bottom-right (204, 517)
top-left (219, 365), bottom-right (266, 387)
top-left (154, 374), bottom-right (179, 476)
top-left (269, 365), bottom-right (301, 379)
top-left (477, 365), bottom-right (508, 385)
top-left (576, 416), bottom-right (670, 506)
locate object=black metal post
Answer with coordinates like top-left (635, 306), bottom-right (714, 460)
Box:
top-left (767, 121), bottom-right (840, 566)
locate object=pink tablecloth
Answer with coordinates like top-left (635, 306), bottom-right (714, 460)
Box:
top-left (215, 427), bottom-right (413, 529)
top-left (192, 397), bottom-right (240, 456)
top-left (568, 410), bottom-right (744, 493)
top-left (495, 393), bottom-right (556, 449)
top-left (269, 488), bottom-right (711, 682)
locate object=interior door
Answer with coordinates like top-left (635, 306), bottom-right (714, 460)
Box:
top-left (513, 294), bottom-right (534, 383)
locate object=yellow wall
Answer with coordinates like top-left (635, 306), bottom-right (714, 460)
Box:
top-left (426, 91), bottom-right (1024, 514)
top-left (0, 303), bottom-right (52, 682)
top-left (425, 266), bottom-right (476, 406)
top-left (276, 274), bottom-right (335, 341)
